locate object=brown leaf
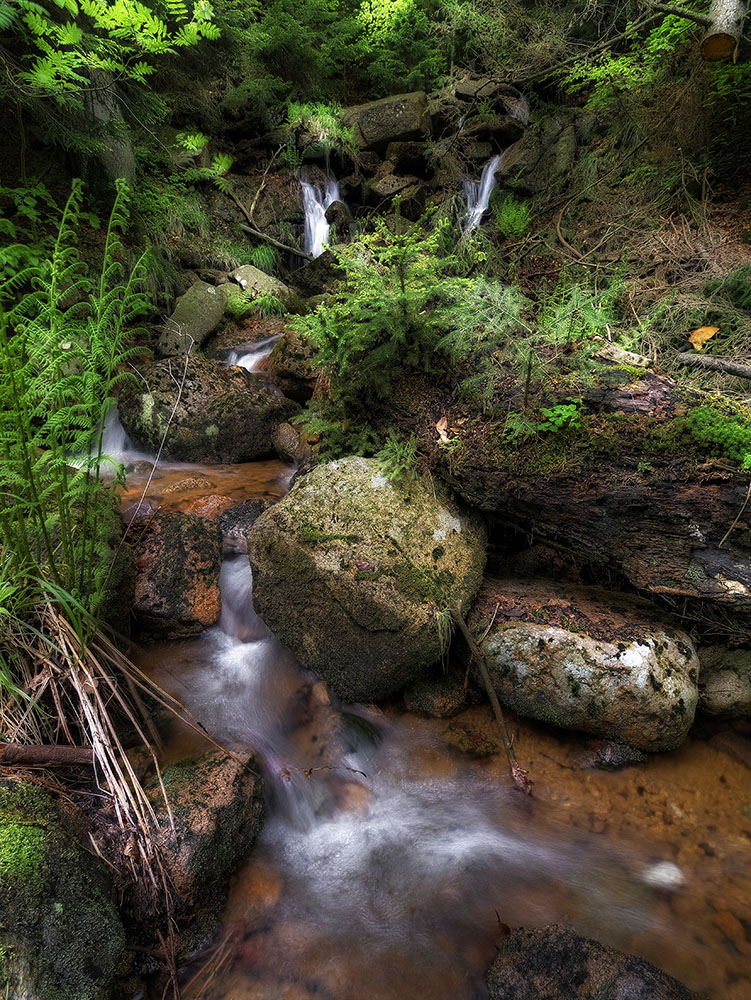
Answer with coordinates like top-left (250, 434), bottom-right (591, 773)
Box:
top-left (435, 416), bottom-right (450, 442)
top-left (689, 326), bottom-right (719, 350)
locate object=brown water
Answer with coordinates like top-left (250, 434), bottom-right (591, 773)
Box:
top-left (137, 556), bottom-right (751, 1000)
top-left (122, 434), bottom-right (751, 1000)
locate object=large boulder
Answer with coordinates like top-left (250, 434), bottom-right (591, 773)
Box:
top-left (133, 510), bottom-right (223, 638)
top-left (697, 646), bottom-right (751, 717)
top-left (470, 578), bottom-right (699, 752)
top-left (343, 92), bottom-right (431, 150)
top-left (158, 280), bottom-right (228, 356)
top-left (119, 356), bottom-right (300, 464)
top-left (486, 926), bottom-right (695, 999)
top-left (230, 264), bottom-right (294, 306)
top-left (0, 780), bottom-right (129, 1000)
top-left (147, 751), bottom-right (264, 919)
top-left (247, 457), bottom-right (487, 702)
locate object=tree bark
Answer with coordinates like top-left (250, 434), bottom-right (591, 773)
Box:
top-left (700, 0), bottom-right (748, 60)
top-left (0, 744), bottom-right (94, 766)
top-left (401, 369), bottom-right (751, 637)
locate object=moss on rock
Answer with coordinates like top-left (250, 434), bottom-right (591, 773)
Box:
top-left (247, 456), bottom-right (487, 701)
top-left (0, 780), bottom-right (128, 1000)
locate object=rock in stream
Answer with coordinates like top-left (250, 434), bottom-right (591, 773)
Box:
top-left (247, 457), bottom-right (487, 702)
top-left (470, 578), bottom-right (699, 752)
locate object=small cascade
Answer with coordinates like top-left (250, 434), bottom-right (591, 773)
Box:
top-left (225, 334), bottom-right (282, 372)
top-left (462, 152), bottom-right (503, 233)
top-left (300, 172), bottom-right (341, 258)
top-left (77, 406), bottom-right (154, 476)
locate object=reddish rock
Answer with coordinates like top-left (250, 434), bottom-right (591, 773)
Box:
top-left (132, 510), bottom-right (223, 637)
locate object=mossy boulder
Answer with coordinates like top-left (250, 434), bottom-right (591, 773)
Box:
top-left (118, 356), bottom-right (300, 464)
top-left (470, 578), bottom-right (699, 752)
top-left (247, 457), bottom-right (487, 702)
top-left (133, 509), bottom-right (223, 638)
top-left (147, 751), bottom-right (264, 920)
top-left (157, 279), bottom-right (228, 356)
top-left (486, 925), bottom-right (695, 999)
top-left (0, 780), bottom-right (129, 1000)
top-left (342, 91), bottom-right (431, 150)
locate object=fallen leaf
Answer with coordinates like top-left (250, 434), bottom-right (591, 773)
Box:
top-left (435, 416), bottom-right (450, 442)
top-left (689, 325), bottom-right (719, 350)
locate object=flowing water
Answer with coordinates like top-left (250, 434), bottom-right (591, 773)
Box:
top-left (225, 335), bottom-right (282, 372)
top-left (300, 172), bottom-right (341, 258)
top-left (463, 153), bottom-right (505, 233)
top-left (138, 547), bottom-right (751, 1000)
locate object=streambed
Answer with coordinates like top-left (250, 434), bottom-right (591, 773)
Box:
top-left (130, 470), bottom-right (751, 1000)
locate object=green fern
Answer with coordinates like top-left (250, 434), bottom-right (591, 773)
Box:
top-left (0, 178), bottom-right (146, 617)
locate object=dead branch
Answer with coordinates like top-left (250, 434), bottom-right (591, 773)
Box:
top-left (450, 610), bottom-right (532, 795)
top-left (0, 743), bottom-right (94, 766)
top-left (677, 352), bottom-right (751, 379)
top-left (645, 3), bottom-right (712, 27)
top-left (226, 189), bottom-right (311, 260)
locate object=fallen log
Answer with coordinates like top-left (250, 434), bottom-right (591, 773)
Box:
top-left (677, 352), bottom-right (751, 380)
top-left (0, 743), bottom-right (94, 766)
top-left (700, 0), bottom-right (748, 60)
top-left (402, 367), bottom-right (751, 638)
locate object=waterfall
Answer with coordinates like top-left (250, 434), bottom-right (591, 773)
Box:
top-left (462, 153), bottom-right (503, 233)
top-left (300, 172), bottom-right (341, 258)
top-left (225, 334), bottom-right (282, 372)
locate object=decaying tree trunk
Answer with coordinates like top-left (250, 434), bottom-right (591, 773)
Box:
top-left (405, 369), bottom-right (751, 638)
top-left (700, 0), bottom-right (748, 60)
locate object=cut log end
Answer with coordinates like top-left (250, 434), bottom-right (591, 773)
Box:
top-left (700, 32), bottom-right (739, 59)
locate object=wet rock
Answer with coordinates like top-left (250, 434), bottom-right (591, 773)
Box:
top-left (119, 356), bottom-right (300, 463)
top-left (158, 280), bottom-right (228, 356)
top-left (698, 646), bottom-right (751, 717)
top-left (464, 113), bottom-right (526, 147)
top-left (272, 422), bottom-right (309, 464)
top-left (247, 457), bottom-right (486, 702)
top-left (205, 315), bottom-right (287, 358)
top-left (287, 249), bottom-right (343, 298)
top-left (324, 200), bottom-right (352, 244)
top-left (133, 510), bottom-right (223, 637)
top-left (486, 925), bottom-right (695, 999)
top-left (574, 738), bottom-right (648, 770)
top-left (218, 499), bottom-right (273, 553)
top-left (470, 578), bottom-right (699, 752)
top-left (343, 91), bottom-right (431, 150)
top-left (403, 668), bottom-right (467, 717)
top-left (266, 327), bottom-right (320, 402)
top-left (0, 780), bottom-right (129, 1000)
top-left (231, 265), bottom-right (295, 306)
top-left (147, 751), bottom-right (264, 920)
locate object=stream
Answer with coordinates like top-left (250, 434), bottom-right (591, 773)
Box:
top-left (126, 456), bottom-right (751, 1000)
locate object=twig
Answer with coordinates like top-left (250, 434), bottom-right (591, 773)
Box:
top-left (676, 352), bottom-right (751, 380)
top-left (719, 479), bottom-right (751, 549)
top-left (247, 146), bottom-right (281, 224)
top-left (226, 189), bottom-right (312, 260)
top-left (450, 610), bottom-right (532, 795)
